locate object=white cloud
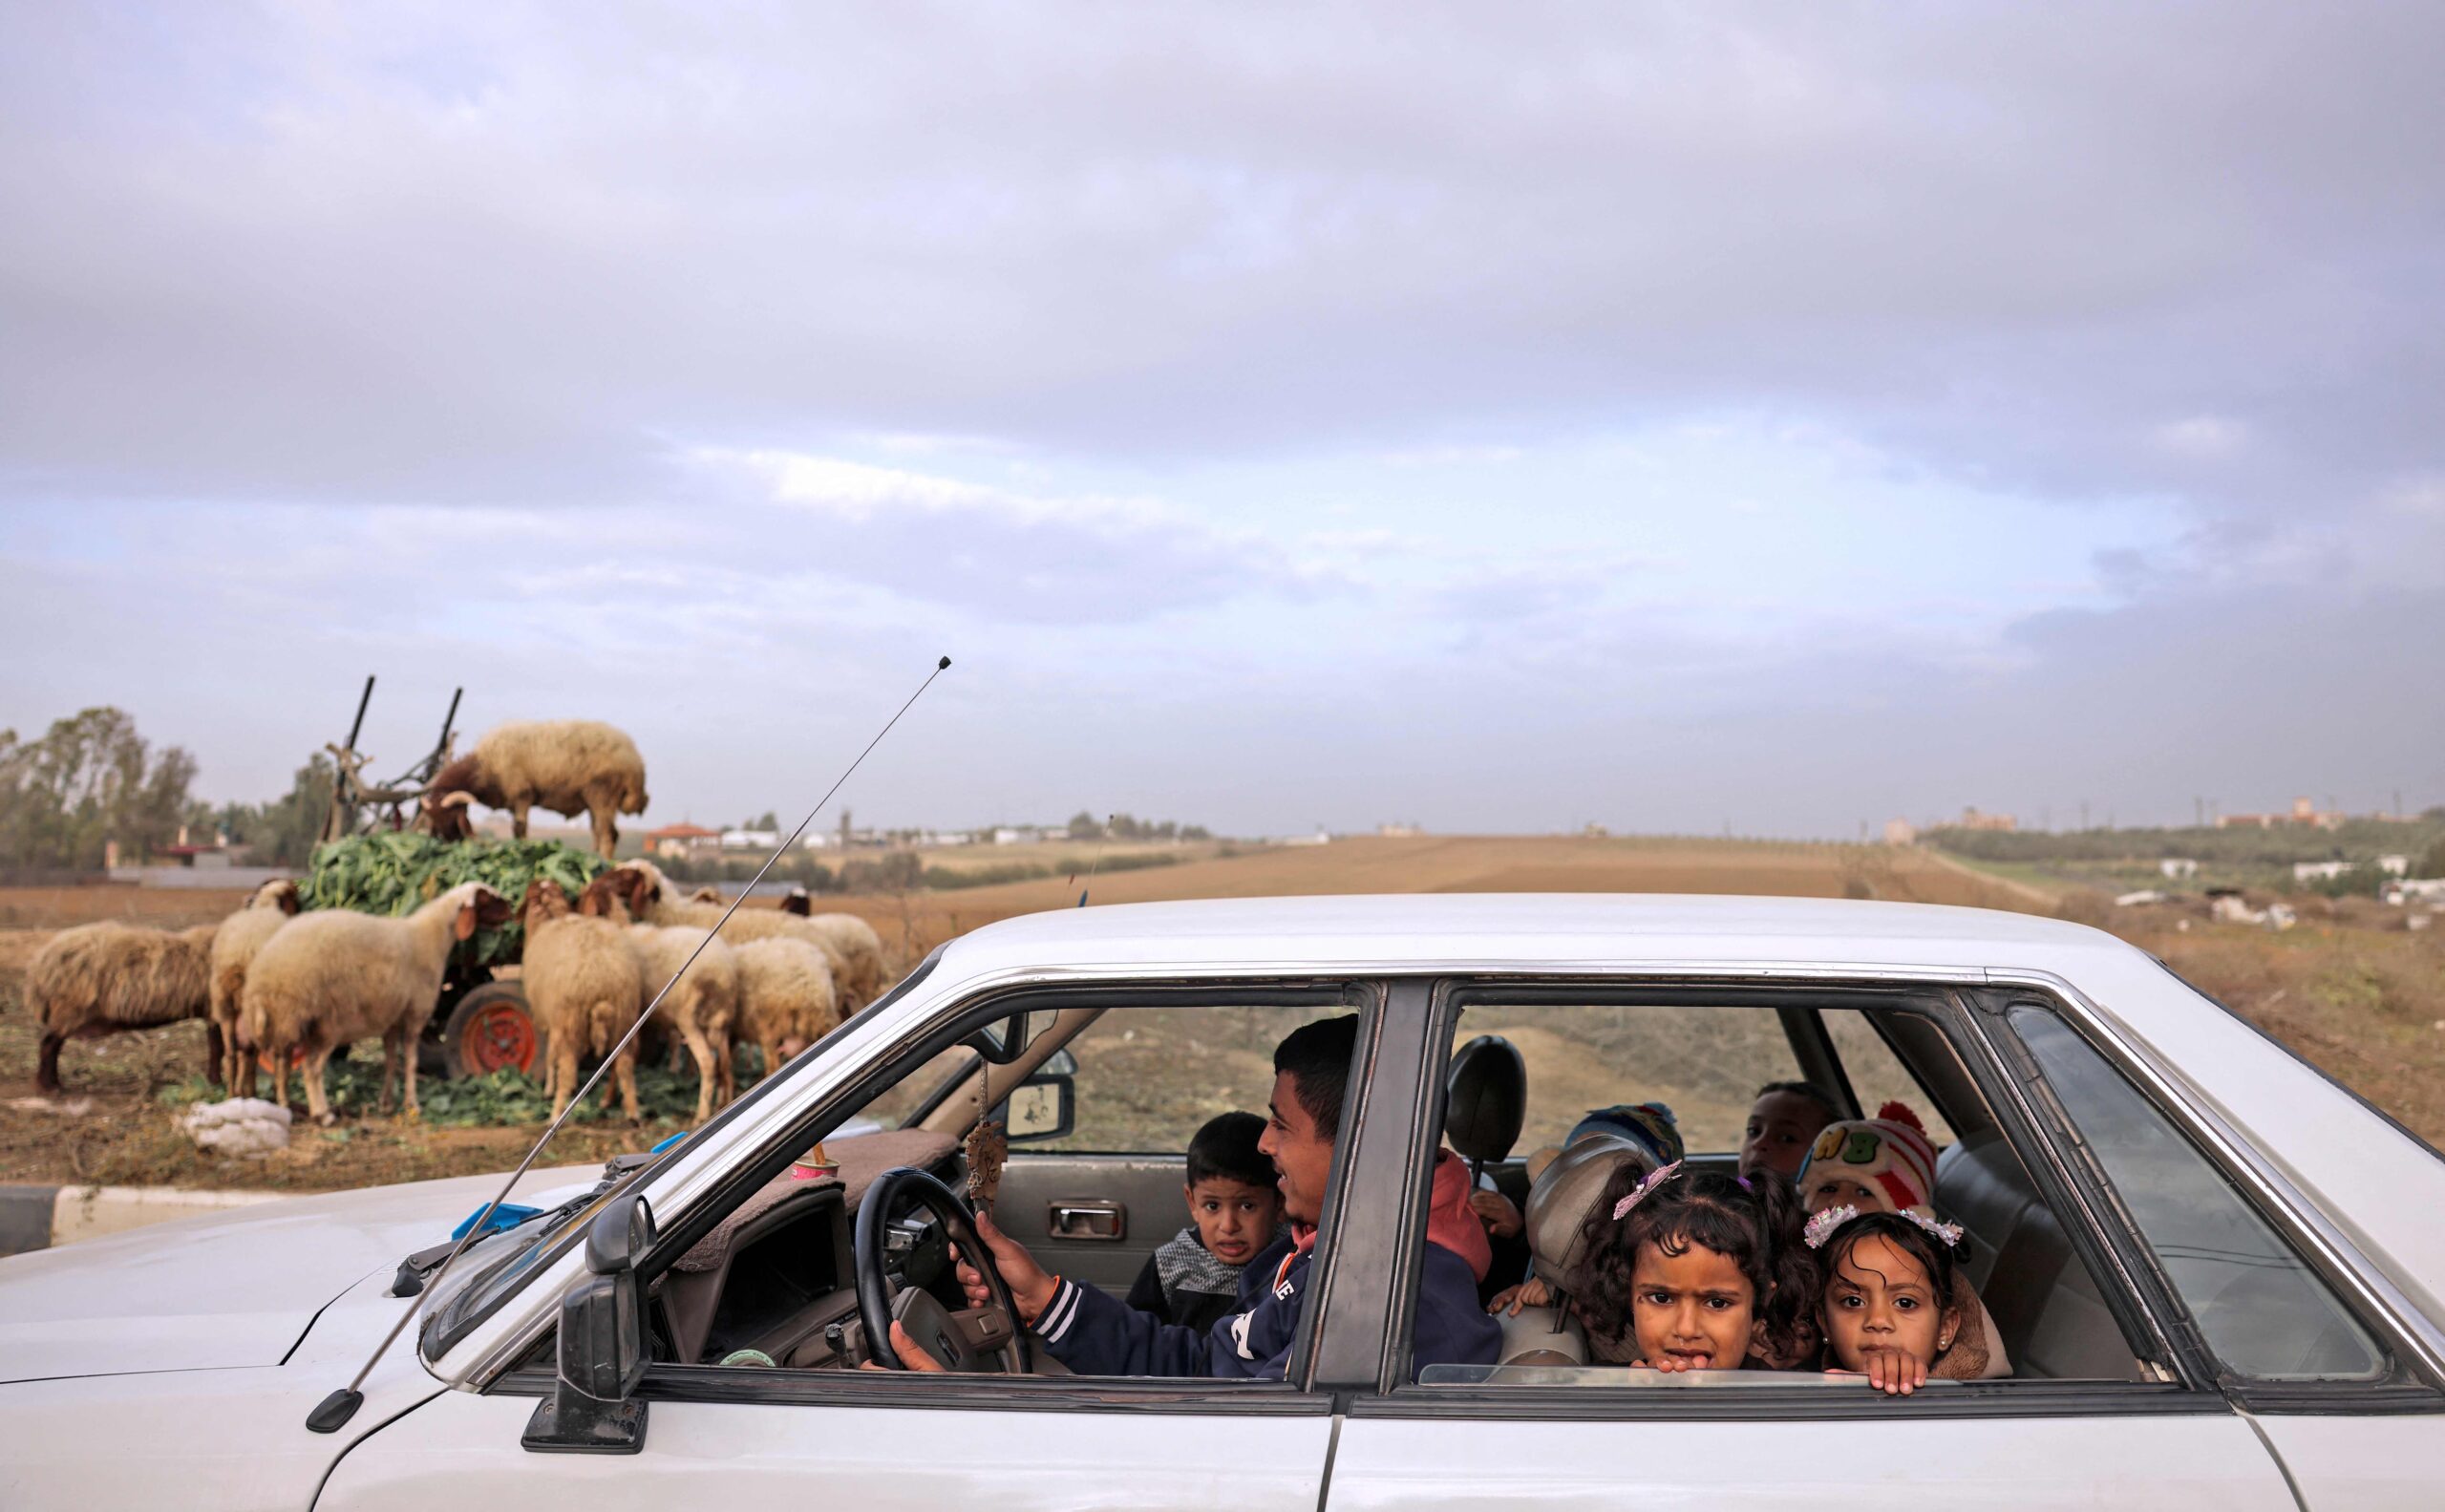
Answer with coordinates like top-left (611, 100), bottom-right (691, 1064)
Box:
top-left (2152, 415), bottom-right (2248, 460)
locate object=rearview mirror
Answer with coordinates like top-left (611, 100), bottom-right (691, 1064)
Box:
top-left (964, 1008), bottom-right (1045, 1065)
top-left (523, 1193), bottom-right (653, 1455)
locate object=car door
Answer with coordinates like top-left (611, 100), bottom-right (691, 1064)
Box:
top-left (1318, 977), bottom-right (2307, 1512)
top-left (320, 982), bottom-right (1381, 1512)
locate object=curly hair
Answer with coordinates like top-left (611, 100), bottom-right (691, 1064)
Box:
top-left (1816, 1210), bottom-right (1962, 1322)
top-left (1568, 1165), bottom-right (1818, 1367)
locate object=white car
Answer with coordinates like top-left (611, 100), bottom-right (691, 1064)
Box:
top-left (4, 895), bottom-right (2441, 1509)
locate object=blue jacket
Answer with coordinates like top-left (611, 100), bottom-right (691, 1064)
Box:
top-left (1036, 1230), bottom-right (1500, 1379)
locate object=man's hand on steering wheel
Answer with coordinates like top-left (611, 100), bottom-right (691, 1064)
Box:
top-left (953, 1208), bottom-right (1059, 1323)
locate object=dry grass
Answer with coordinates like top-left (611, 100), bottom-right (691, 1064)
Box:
top-left (2, 836), bottom-right (2436, 1190)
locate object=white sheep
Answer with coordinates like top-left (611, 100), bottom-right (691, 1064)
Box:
top-left (777, 884), bottom-right (889, 1013)
top-left (206, 878), bottom-right (302, 1097)
top-left (520, 879), bottom-right (646, 1121)
top-left (604, 860), bottom-right (887, 1012)
top-left (241, 881), bottom-right (515, 1124)
top-left (733, 936), bottom-right (840, 1086)
top-left (416, 719), bottom-right (648, 858)
top-left (28, 919), bottom-right (219, 1093)
top-left (575, 873), bottom-right (738, 1121)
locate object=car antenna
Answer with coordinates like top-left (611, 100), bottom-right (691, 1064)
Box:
top-left (1068, 813), bottom-right (1114, 906)
top-left (308, 655), bottom-right (953, 1435)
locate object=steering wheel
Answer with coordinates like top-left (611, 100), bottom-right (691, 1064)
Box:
top-left (855, 1166), bottom-right (1028, 1374)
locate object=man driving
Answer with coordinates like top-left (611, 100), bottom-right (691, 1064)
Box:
top-left (890, 1014), bottom-right (1502, 1378)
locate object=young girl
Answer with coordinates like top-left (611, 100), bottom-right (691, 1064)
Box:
top-left (1809, 1205), bottom-right (1995, 1393)
top-left (1568, 1161), bottom-right (1818, 1370)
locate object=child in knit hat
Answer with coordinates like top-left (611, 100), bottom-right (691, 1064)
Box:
top-left (1797, 1101), bottom-right (1941, 1218)
top-left (1796, 1101), bottom-right (2010, 1379)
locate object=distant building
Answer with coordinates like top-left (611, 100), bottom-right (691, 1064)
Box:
top-left (1278, 829), bottom-right (1332, 847)
top-left (647, 822), bottom-right (720, 861)
top-left (720, 829), bottom-right (781, 851)
top-left (2158, 858), bottom-right (2200, 880)
top-left (2218, 796), bottom-right (2345, 831)
top-left (2293, 860), bottom-right (2354, 884)
top-left (2385, 878), bottom-right (2445, 906)
top-left (1378, 822), bottom-right (1424, 838)
top-left (1957, 807), bottom-right (2017, 832)
top-left (2378, 854), bottom-right (2411, 877)
top-left (1882, 819), bottom-right (1918, 847)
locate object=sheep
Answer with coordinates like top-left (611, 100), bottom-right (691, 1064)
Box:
top-left (521, 879), bottom-right (646, 1122)
top-left (28, 919), bottom-right (220, 1094)
top-left (732, 937), bottom-right (840, 1086)
top-left (206, 878), bottom-right (302, 1097)
top-left (241, 881), bottom-right (514, 1124)
top-left (605, 859), bottom-right (889, 1012)
top-left (576, 874), bottom-right (738, 1121)
top-left (415, 719), bottom-right (648, 858)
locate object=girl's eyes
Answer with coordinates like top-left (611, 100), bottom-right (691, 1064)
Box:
top-left (1639, 1290), bottom-right (1673, 1307)
top-left (1701, 1295), bottom-right (1735, 1311)
top-left (1833, 1293), bottom-right (1863, 1310)
top-left (1894, 1295), bottom-right (1919, 1311)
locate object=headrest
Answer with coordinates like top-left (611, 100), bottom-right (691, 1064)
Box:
top-left (1524, 1135), bottom-right (1653, 1284)
top-left (1443, 1034), bottom-right (1526, 1167)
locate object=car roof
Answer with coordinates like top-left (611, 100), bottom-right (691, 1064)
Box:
top-left (935, 891), bottom-right (2130, 980)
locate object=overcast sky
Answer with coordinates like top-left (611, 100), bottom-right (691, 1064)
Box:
top-left (4, 4), bottom-right (2441, 838)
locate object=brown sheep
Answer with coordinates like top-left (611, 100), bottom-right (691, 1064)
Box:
top-left (733, 937), bottom-right (839, 1086)
top-left (241, 881), bottom-right (515, 1123)
top-left (207, 878), bottom-right (302, 1097)
top-left (415, 719), bottom-right (648, 858)
top-left (521, 879), bottom-right (646, 1121)
top-left (576, 874), bottom-right (738, 1120)
top-left (29, 919), bottom-right (220, 1093)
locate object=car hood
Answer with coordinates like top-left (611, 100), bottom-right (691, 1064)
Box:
top-left (0, 1165), bottom-right (599, 1384)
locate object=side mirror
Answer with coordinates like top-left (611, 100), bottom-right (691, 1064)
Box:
top-left (522, 1194), bottom-right (653, 1455)
top-left (1006, 1049), bottom-right (1078, 1144)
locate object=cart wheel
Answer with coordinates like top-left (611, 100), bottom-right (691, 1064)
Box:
top-left (441, 982), bottom-right (540, 1079)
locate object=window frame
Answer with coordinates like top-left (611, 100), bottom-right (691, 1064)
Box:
top-left (482, 974), bottom-right (1388, 1416)
top-left (1974, 979), bottom-right (2445, 1414)
top-left (1362, 972), bottom-right (2231, 1422)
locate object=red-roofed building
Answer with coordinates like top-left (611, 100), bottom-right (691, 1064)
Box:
top-left (646, 822), bottom-right (720, 861)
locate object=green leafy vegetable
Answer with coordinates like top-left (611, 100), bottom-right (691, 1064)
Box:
top-left (299, 832), bottom-right (609, 967)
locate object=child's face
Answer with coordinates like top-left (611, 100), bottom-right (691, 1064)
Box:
top-left (1801, 1171), bottom-right (1888, 1215)
top-left (1184, 1176), bottom-right (1283, 1267)
top-left (1821, 1234), bottom-right (1957, 1374)
top-left (1629, 1240), bottom-right (1760, 1371)
top-left (1739, 1091), bottom-right (1832, 1179)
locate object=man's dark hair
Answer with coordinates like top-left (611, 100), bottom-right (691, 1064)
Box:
top-left (1755, 1079), bottom-right (1842, 1125)
top-left (1272, 1014), bottom-right (1359, 1137)
top-left (1185, 1111), bottom-right (1278, 1190)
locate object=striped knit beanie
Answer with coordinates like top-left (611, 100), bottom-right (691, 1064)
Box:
top-left (1798, 1101), bottom-right (1939, 1217)
top-left (1564, 1102), bottom-right (1686, 1168)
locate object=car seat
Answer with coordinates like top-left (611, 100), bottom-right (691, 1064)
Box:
top-left (1496, 1135), bottom-right (1649, 1366)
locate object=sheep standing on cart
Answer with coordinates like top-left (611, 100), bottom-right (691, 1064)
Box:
top-left (418, 720), bottom-right (648, 860)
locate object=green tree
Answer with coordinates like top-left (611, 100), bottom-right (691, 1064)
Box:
top-left (2420, 838), bottom-right (2445, 880)
top-left (0, 707), bottom-right (198, 869)
top-left (1067, 810), bottom-right (1103, 841)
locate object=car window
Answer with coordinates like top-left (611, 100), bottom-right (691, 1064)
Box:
top-left (1820, 1009), bottom-right (1956, 1143)
top-left (2010, 1007), bottom-right (2386, 1381)
top-left (1022, 1003), bottom-right (1350, 1153)
top-left (1452, 1002), bottom-right (1804, 1156)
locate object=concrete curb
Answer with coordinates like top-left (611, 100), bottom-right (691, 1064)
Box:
top-left (0, 1183), bottom-right (282, 1257)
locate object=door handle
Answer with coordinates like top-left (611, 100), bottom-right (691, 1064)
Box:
top-left (1049, 1202), bottom-right (1125, 1241)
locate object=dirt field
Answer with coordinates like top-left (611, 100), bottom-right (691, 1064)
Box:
top-left (3, 836), bottom-right (2437, 1192)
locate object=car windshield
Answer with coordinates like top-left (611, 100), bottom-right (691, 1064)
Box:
top-left (420, 1173), bottom-right (638, 1357)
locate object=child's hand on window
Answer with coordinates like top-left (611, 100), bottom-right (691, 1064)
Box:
top-left (1830, 1347), bottom-right (1931, 1395)
top-left (1468, 1189), bottom-right (1522, 1238)
top-left (1485, 1276), bottom-right (1551, 1315)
